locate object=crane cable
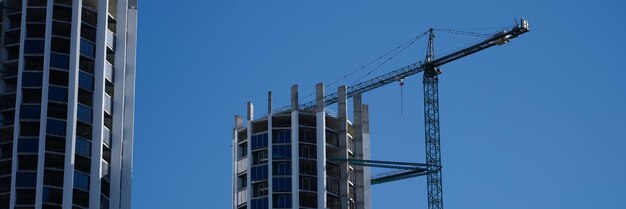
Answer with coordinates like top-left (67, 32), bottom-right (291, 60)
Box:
top-left (301, 30), bottom-right (430, 101)
top-left (351, 31), bottom-right (429, 86)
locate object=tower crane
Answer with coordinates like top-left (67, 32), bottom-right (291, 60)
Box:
top-left (308, 19), bottom-right (530, 209)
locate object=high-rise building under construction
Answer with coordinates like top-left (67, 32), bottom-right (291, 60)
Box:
top-left (232, 84), bottom-right (372, 209)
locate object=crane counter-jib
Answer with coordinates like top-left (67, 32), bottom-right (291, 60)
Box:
top-left (297, 19), bottom-right (530, 111)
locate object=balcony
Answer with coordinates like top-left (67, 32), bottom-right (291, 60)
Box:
top-left (237, 157), bottom-right (248, 174)
top-left (103, 126), bottom-right (111, 147)
top-left (106, 29), bottom-right (116, 51)
top-left (105, 61), bottom-right (114, 83)
top-left (104, 94), bottom-right (112, 115)
top-left (237, 188), bottom-right (247, 206)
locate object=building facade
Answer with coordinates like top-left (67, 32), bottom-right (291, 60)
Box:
top-left (0, 0), bottom-right (137, 209)
top-left (233, 84), bottom-right (371, 209)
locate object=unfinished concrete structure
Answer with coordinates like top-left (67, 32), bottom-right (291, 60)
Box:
top-left (232, 83), bottom-right (371, 209)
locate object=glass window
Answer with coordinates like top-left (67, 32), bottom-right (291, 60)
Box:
top-left (45, 135), bottom-right (65, 153)
top-left (76, 137), bottom-right (91, 156)
top-left (52, 21), bottom-right (71, 37)
top-left (327, 163), bottom-right (340, 178)
top-left (80, 39), bottom-right (96, 58)
top-left (75, 154), bottom-right (90, 173)
top-left (72, 188), bottom-right (89, 207)
top-left (50, 53), bottom-right (69, 69)
top-left (273, 194), bottom-right (292, 208)
top-left (251, 165), bottom-right (268, 182)
top-left (44, 169), bottom-right (64, 187)
top-left (252, 182), bottom-right (268, 197)
top-left (20, 121), bottom-right (40, 137)
top-left (49, 70), bottom-right (69, 86)
top-left (47, 102), bottom-right (67, 119)
top-left (299, 159), bottom-right (317, 175)
top-left (0, 177), bottom-right (10, 193)
top-left (43, 187), bottom-right (63, 204)
top-left (77, 105), bottom-right (92, 123)
top-left (0, 144), bottom-right (12, 160)
top-left (79, 56), bottom-right (95, 73)
top-left (299, 144), bottom-right (316, 159)
top-left (272, 145), bottom-right (291, 159)
top-left (46, 119), bottom-right (66, 136)
top-left (273, 161), bottom-right (291, 175)
top-left (54, 0), bottom-right (72, 6)
top-left (250, 197), bottom-right (268, 209)
top-left (16, 188), bottom-right (36, 204)
top-left (25, 56), bottom-right (44, 71)
top-left (299, 176), bottom-right (317, 191)
top-left (24, 40), bottom-right (45, 54)
top-left (22, 89), bottom-right (42, 103)
top-left (101, 180), bottom-right (110, 197)
top-left (100, 196), bottom-right (110, 209)
top-left (53, 5), bottom-right (72, 22)
top-left (48, 86), bottom-right (68, 103)
top-left (299, 192), bottom-right (317, 208)
top-left (78, 89), bottom-right (93, 106)
top-left (18, 155), bottom-right (38, 170)
top-left (19, 105), bottom-right (41, 119)
top-left (44, 153), bottom-right (64, 169)
top-left (327, 194), bottom-right (340, 209)
top-left (51, 37), bottom-right (70, 53)
top-left (78, 71), bottom-right (94, 91)
top-left (102, 146), bottom-right (111, 163)
top-left (73, 172), bottom-right (89, 190)
top-left (81, 8), bottom-right (97, 26)
top-left (16, 172), bottom-right (37, 187)
top-left (26, 24), bottom-right (45, 38)
top-left (252, 150), bottom-right (267, 165)
top-left (272, 177), bottom-right (291, 192)
top-left (76, 122), bottom-right (92, 139)
top-left (272, 130), bottom-right (291, 144)
top-left (28, 0), bottom-right (47, 6)
top-left (22, 72), bottom-right (43, 87)
top-left (27, 8), bottom-right (47, 22)
top-left (18, 138), bottom-right (39, 153)
top-left (299, 127), bottom-right (316, 143)
top-left (80, 24), bottom-right (97, 42)
top-left (251, 133), bottom-right (268, 150)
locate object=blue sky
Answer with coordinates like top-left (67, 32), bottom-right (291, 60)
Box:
top-left (133, 1), bottom-right (625, 208)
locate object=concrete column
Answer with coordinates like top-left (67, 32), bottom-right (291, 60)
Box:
top-left (267, 92), bottom-right (273, 208)
top-left (268, 91), bottom-right (272, 114)
top-left (62, 0), bottom-right (83, 207)
top-left (246, 102), bottom-right (254, 208)
top-left (315, 83), bottom-right (327, 209)
top-left (337, 86), bottom-right (350, 209)
top-left (290, 85), bottom-right (300, 208)
top-left (362, 105), bottom-right (372, 209)
top-left (353, 94), bottom-right (367, 209)
top-left (232, 115), bottom-right (242, 209)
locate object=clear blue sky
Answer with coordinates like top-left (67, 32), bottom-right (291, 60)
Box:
top-left (134, 1), bottom-right (625, 208)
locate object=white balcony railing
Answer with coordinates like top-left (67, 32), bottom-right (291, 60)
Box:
top-left (106, 29), bottom-right (116, 50)
top-left (237, 157), bottom-right (248, 174)
top-left (105, 61), bottom-right (114, 83)
top-left (101, 160), bottom-right (111, 180)
top-left (104, 94), bottom-right (112, 115)
top-left (237, 188), bottom-right (247, 206)
top-left (103, 126), bottom-right (111, 147)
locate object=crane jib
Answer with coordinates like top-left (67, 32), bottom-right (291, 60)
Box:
top-left (298, 19), bottom-right (530, 110)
